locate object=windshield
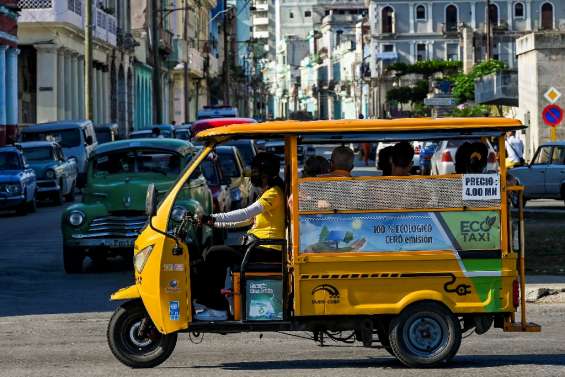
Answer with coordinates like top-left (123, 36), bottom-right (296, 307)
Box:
top-left (95, 129), bottom-right (113, 144)
top-left (22, 129), bottom-right (81, 148)
top-left (218, 151), bottom-right (240, 178)
top-left (23, 147), bottom-right (53, 161)
top-left (201, 159), bottom-right (220, 185)
top-left (92, 149), bottom-right (182, 176)
top-left (229, 142), bottom-right (254, 166)
top-left (176, 130), bottom-right (190, 140)
top-left (0, 152), bottom-right (21, 170)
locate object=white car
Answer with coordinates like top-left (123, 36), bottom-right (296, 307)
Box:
top-left (430, 139), bottom-right (498, 175)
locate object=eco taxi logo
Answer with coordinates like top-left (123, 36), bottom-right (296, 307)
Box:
top-left (311, 284), bottom-right (340, 305)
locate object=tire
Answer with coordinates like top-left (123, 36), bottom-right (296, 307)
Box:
top-left (107, 301), bottom-right (177, 368)
top-left (63, 245), bottom-right (84, 273)
top-left (65, 182), bottom-right (75, 202)
top-left (388, 302), bottom-right (461, 368)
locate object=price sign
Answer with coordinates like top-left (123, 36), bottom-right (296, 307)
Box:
top-left (462, 174), bottom-right (500, 201)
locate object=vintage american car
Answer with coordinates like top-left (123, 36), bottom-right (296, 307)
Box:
top-left (61, 139), bottom-right (213, 273)
top-left (0, 145), bottom-right (37, 215)
top-left (20, 141), bottom-right (78, 204)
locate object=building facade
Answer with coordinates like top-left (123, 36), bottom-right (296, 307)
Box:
top-left (0, 0), bottom-right (18, 145)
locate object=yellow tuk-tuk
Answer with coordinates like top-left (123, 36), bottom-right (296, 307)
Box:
top-left (107, 118), bottom-right (540, 368)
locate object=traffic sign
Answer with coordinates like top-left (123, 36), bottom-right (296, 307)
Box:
top-left (544, 87), bottom-right (562, 104)
top-left (542, 104), bottom-right (563, 127)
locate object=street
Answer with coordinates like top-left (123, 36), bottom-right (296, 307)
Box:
top-left (1, 199), bottom-right (565, 376)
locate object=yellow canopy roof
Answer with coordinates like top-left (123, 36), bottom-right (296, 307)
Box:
top-left (196, 117), bottom-right (523, 140)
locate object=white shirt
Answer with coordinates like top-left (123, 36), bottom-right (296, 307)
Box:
top-left (506, 135), bottom-right (524, 163)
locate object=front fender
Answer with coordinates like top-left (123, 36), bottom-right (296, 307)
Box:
top-left (111, 285), bottom-right (141, 301)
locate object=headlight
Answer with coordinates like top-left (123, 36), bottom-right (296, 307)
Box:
top-left (171, 206), bottom-right (187, 222)
top-left (134, 245), bottom-right (154, 273)
top-left (45, 169), bottom-right (55, 179)
top-left (4, 184), bottom-right (21, 194)
top-left (67, 211), bottom-right (85, 226)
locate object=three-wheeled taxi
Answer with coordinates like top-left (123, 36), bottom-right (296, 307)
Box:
top-left (107, 118), bottom-right (540, 368)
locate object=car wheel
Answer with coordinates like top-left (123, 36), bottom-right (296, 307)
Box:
top-left (107, 300), bottom-right (177, 368)
top-left (65, 182), bottom-right (76, 202)
top-left (63, 245), bottom-right (84, 273)
top-left (389, 302), bottom-right (461, 368)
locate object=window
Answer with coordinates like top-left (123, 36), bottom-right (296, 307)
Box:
top-left (289, 11), bottom-right (294, 18)
top-left (551, 147), bottom-right (565, 165)
top-left (304, 10), bottom-right (311, 17)
top-left (416, 43), bottom-right (426, 61)
top-left (416, 4), bottom-right (426, 20)
top-left (382, 6), bottom-right (394, 33)
top-left (325, 10), bottom-right (330, 16)
top-left (541, 2), bottom-right (553, 30)
top-left (445, 4), bottom-right (458, 32)
top-left (383, 44), bottom-right (394, 52)
top-left (446, 43), bottom-right (459, 61)
top-left (488, 4), bottom-right (499, 26)
top-left (514, 2), bottom-right (524, 18)
top-left (533, 146), bottom-right (552, 164)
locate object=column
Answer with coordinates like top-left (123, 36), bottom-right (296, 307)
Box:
top-left (96, 67), bottom-right (103, 123)
top-left (409, 4), bottom-right (414, 33)
top-left (0, 46), bottom-right (6, 126)
top-left (101, 69), bottom-right (107, 123)
top-left (527, 1), bottom-right (532, 30)
top-left (6, 48), bottom-right (19, 126)
top-left (57, 48), bottom-right (66, 119)
top-left (470, 2), bottom-right (476, 29)
top-left (64, 52), bottom-right (72, 119)
top-left (34, 45), bottom-right (59, 122)
top-left (71, 53), bottom-right (79, 119)
top-left (410, 42), bottom-right (415, 63)
top-left (507, 1), bottom-right (513, 31)
top-left (78, 56), bottom-right (85, 119)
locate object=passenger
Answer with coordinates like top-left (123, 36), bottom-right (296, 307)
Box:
top-left (377, 145), bottom-right (394, 176)
top-left (321, 146), bottom-right (354, 177)
top-left (390, 142), bottom-right (414, 176)
top-left (455, 142), bottom-right (488, 174)
top-left (195, 152), bottom-right (285, 320)
top-left (302, 155), bottom-right (330, 178)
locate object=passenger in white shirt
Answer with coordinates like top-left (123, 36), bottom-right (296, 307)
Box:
top-left (505, 131), bottom-right (524, 168)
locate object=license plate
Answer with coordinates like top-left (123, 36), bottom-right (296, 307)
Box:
top-left (108, 239), bottom-right (135, 249)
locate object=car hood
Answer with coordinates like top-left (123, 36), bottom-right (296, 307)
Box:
top-left (84, 174), bottom-right (175, 212)
top-left (28, 161), bottom-right (56, 178)
top-left (0, 171), bottom-right (24, 183)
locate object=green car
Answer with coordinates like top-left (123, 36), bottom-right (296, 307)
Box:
top-left (62, 139), bottom-right (212, 273)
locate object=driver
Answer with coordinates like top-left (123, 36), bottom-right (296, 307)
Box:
top-left (195, 152), bottom-right (285, 320)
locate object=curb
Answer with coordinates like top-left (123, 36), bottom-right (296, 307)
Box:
top-left (526, 285), bottom-right (565, 303)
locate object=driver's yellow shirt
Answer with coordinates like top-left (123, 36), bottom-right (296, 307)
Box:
top-left (248, 186), bottom-right (285, 243)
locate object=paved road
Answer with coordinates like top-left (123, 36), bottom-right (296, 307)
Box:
top-left (1, 199), bottom-right (565, 376)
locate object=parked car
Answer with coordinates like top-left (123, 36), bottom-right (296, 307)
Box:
top-left (197, 105), bottom-right (238, 119)
top-left (199, 154), bottom-right (232, 213)
top-left (224, 139), bottom-right (257, 168)
top-left (430, 139), bottom-right (497, 175)
top-left (94, 123), bottom-right (119, 144)
top-left (265, 140), bottom-right (305, 163)
top-left (61, 139), bottom-right (212, 273)
top-left (20, 141), bottom-right (78, 204)
top-left (509, 141), bottom-right (565, 206)
top-left (0, 145), bottom-right (37, 214)
top-left (215, 146), bottom-right (254, 209)
top-left (20, 120), bottom-right (97, 174)
top-left (130, 125), bottom-right (176, 139)
top-left (175, 124), bottom-right (192, 140)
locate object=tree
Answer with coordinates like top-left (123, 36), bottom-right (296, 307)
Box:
top-left (343, 231), bottom-right (354, 244)
top-left (319, 226), bottom-right (330, 242)
top-left (452, 60), bottom-right (506, 103)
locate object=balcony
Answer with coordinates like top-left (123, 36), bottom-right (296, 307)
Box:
top-left (253, 30), bottom-right (270, 39)
top-left (188, 47), bottom-right (204, 77)
top-left (254, 3), bottom-right (269, 11)
top-left (253, 17), bottom-right (269, 26)
top-left (167, 38), bottom-right (186, 68)
top-left (474, 70), bottom-right (518, 106)
top-left (19, 0), bottom-right (116, 46)
top-left (208, 54), bottom-right (220, 77)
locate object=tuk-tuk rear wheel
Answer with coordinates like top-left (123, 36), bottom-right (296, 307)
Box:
top-left (388, 302), bottom-right (461, 368)
top-left (107, 300), bottom-right (177, 368)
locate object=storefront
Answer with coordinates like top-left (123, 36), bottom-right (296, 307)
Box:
top-left (0, 0), bottom-right (18, 145)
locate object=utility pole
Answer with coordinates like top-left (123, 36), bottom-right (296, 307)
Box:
top-left (183, 0), bottom-right (190, 123)
top-left (223, 0), bottom-right (230, 105)
top-left (84, 0), bottom-right (93, 120)
top-left (486, 0), bottom-right (492, 60)
top-left (151, 0), bottom-right (163, 123)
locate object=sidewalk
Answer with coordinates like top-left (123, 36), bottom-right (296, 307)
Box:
top-left (525, 275), bottom-right (565, 303)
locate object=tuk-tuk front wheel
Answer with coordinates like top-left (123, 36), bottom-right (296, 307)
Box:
top-left (107, 301), bottom-right (177, 368)
top-left (388, 302), bottom-right (461, 367)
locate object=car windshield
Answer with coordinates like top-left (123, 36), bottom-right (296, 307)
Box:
top-left (217, 151), bottom-right (240, 178)
top-left (93, 149), bottom-right (181, 176)
top-left (0, 152), bottom-right (21, 170)
top-left (176, 130), bottom-right (190, 140)
top-left (23, 147), bottom-right (53, 161)
top-left (22, 128), bottom-right (81, 148)
top-left (201, 159), bottom-right (220, 184)
top-left (228, 142), bottom-right (254, 166)
top-left (95, 129), bottom-right (113, 144)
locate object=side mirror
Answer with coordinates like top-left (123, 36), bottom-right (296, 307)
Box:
top-left (85, 135), bottom-right (93, 145)
top-left (243, 166), bottom-right (252, 177)
top-left (76, 172), bottom-right (87, 189)
top-left (145, 183), bottom-right (159, 217)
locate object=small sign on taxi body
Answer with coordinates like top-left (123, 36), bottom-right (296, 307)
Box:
top-left (462, 174), bottom-right (500, 201)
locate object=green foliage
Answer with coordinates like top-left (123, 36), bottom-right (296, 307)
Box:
top-left (450, 104), bottom-right (490, 117)
top-left (343, 231), bottom-right (354, 244)
top-left (387, 80), bottom-right (429, 104)
top-left (452, 60), bottom-right (506, 103)
top-left (387, 60), bottom-right (462, 77)
top-left (319, 226), bottom-right (329, 242)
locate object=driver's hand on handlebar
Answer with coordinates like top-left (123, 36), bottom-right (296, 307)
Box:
top-left (198, 214), bottom-right (215, 227)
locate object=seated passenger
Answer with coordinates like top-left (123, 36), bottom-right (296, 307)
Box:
top-left (195, 152), bottom-right (285, 320)
top-left (302, 155), bottom-right (330, 178)
top-left (391, 142), bottom-right (414, 176)
top-left (455, 142), bottom-right (488, 174)
top-left (321, 146), bottom-right (354, 177)
top-left (377, 145), bottom-right (394, 176)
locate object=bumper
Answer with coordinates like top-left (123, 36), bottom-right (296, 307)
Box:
top-left (66, 237), bottom-right (135, 249)
top-left (0, 195), bottom-right (25, 209)
top-left (37, 180), bottom-right (60, 193)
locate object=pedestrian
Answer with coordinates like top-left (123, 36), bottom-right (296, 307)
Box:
top-left (505, 131), bottom-right (524, 168)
